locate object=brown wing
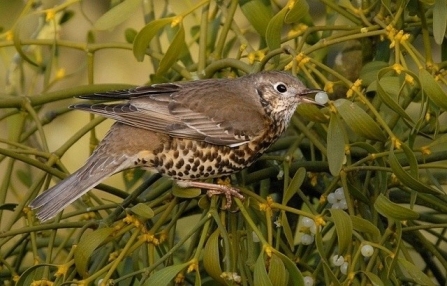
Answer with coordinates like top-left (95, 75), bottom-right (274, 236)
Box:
top-left (72, 78), bottom-right (269, 147)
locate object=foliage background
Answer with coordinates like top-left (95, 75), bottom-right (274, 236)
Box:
top-left (0, 0), bottom-right (447, 285)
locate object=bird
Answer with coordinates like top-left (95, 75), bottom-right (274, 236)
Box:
top-left (29, 71), bottom-right (322, 222)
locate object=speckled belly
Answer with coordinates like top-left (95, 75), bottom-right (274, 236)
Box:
top-left (147, 137), bottom-right (272, 180)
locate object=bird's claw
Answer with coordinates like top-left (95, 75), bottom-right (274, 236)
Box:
top-left (206, 186), bottom-right (244, 210)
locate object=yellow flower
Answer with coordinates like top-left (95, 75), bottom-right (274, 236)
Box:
top-left (56, 68), bottom-right (65, 79)
top-left (314, 215), bottom-right (326, 227)
top-left (392, 63), bottom-right (404, 74)
top-left (54, 263), bottom-right (69, 277)
top-left (346, 79), bottom-right (362, 98)
top-left (405, 74), bottom-right (414, 85)
top-left (187, 260), bottom-right (199, 273)
top-left (287, 0), bottom-right (296, 10)
top-left (259, 196), bottom-right (274, 211)
top-left (324, 81), bottom-right (334, 94)
top-left (6, 30), bottom-right (13, 41)
top-left (420, 146), bottom-right (431, 156)
top-left (392, 137), bottom-right (402, 149)
top-left (264, 245), bottom-right (273, 257)
top-left (287, 24), bottom-right (308, 38)
top-left (46, 9), bottom-right (56, 22)
top-left (171, 16), bottom-right (183, 27)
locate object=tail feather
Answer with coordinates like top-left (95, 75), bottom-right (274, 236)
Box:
top-left (30, 155), bottom-right (131, 222)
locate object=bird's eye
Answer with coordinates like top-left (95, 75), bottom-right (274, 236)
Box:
top-left (274, 83), bottom-right (288, 93)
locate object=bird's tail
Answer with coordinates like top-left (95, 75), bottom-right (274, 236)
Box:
top-left (29, 152), bottom-right (131, 222)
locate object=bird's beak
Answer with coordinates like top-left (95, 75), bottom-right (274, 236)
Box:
top-left (299, 89), bottom-right (326, 106)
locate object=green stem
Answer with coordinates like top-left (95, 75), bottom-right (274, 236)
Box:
top-left (317, 0), bottom-right (362, 24)
top-left (197, 3), bottom-right (210, 74)
top-left (138, 214), bottom-right (212, 282)
top-left (291, 116), bottom-right (328, 156)
top-left (213, 0), bottom-right (238, 59)
top-left (416, 1), bottom-right (433, 66)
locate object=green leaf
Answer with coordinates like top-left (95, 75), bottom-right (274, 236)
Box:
top-left (125, 28), bottom-right (137, 44)
top-left (433, 0), bottom-right (447, 45)
top-left (335, 99), bottom-right (387, 142)
top-left (284, 0), bottom-right (309, 23)
top-left (400, 143), bottom-right (418, 177)
top-left (94, 0), bottom-right (142, 30)
top-left (133, 17), bottom-right (174, 61)
top-left (254, 252), bottom-right (273, 286)
top-left (172, 184), bottom-right (202, 198)
top-left (314, 230), bottom-right (341, 286)
top-left (297, 104), bottom-right (329, 123)
top-left (329, 209), bottom-right (352, 254)
top-left (283, 167), bottom-right (306, 204)
top-left (389, 148), bottom-right (441, 195)
top-left (360, 61), bottom-right (389, 86)
top-left (157, 24), bottom-right (185, 76)
top-left (281, 212), bottom-right (295, 249)
top-left (419, 68), bottom-right (447, 111)
top-left (398, 258), bottom-right (436, 285)
top-left (268, 253), bottom-right (288, 286)
top-left (239, 0), bottom-right (272, 35)
top-left (203, 230), bottom-right (226, 284)
top-left (327, 112), bottom-right (345, 176)
top-left (16, 264), bottom-right (58, 285)
top-left (265, 7), bottom-right (288, 54)
top-left (376, 69), bottom-right (414, 123)
top-left (427, 134), bottom-right (447, 148)
top-left (165, 21), bottom-right (192, 66)
top-left (374, 194), bottom-right (419, 221)
top-left (271, 250), bottom-right (304, 286)
top-left (129, 203), bottom-right (154, 219)
top-left (350, 216), bottom-right (380, 241)
top-left (361, 271), bottom-right (385, 286)
top-left (345, 181), bottom-right (370, 204)
top-left (74, 227), bottom-right (114, 278)
top-left (144, 262), bottom-right (190, 285)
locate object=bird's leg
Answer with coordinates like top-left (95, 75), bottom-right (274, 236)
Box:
top-left (175, 180), bottom-right (244, 209)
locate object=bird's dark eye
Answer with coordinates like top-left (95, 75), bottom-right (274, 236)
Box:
top-left (274, 83), bottom-right (287, 93)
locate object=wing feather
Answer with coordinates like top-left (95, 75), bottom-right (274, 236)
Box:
top-left (71, 78), bottom-right (269, 146)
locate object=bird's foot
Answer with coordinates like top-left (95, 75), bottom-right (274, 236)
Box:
top-left (176, 180), bottom-right (244, 209)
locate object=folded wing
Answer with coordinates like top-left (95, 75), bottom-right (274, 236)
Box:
top-left (72, 80), bottom-right (269, 147)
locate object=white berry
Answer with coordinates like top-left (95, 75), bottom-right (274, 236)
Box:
top-left (361, 244), bottom-right (374, 257)
top-left (334, 187), bottom-right (345, 200)
top-left (302, 217), bottom-right (315, 227)
top-left (339, 199), bottom-right (348, 210)
top-left (331, 255), bottom-right (345, 266)
top-left (301, 234), bottom-right (315, 245)
top-left (303, 276), bottom-right (314, 286)
top-left (327, 193), bottom-right (337, 204)
top-left (331, 202), bottom-right (341, 209)
top-left (309, 224), bottom-right (320, 234)
top-left (315, 91), bottom-right (329, 105)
